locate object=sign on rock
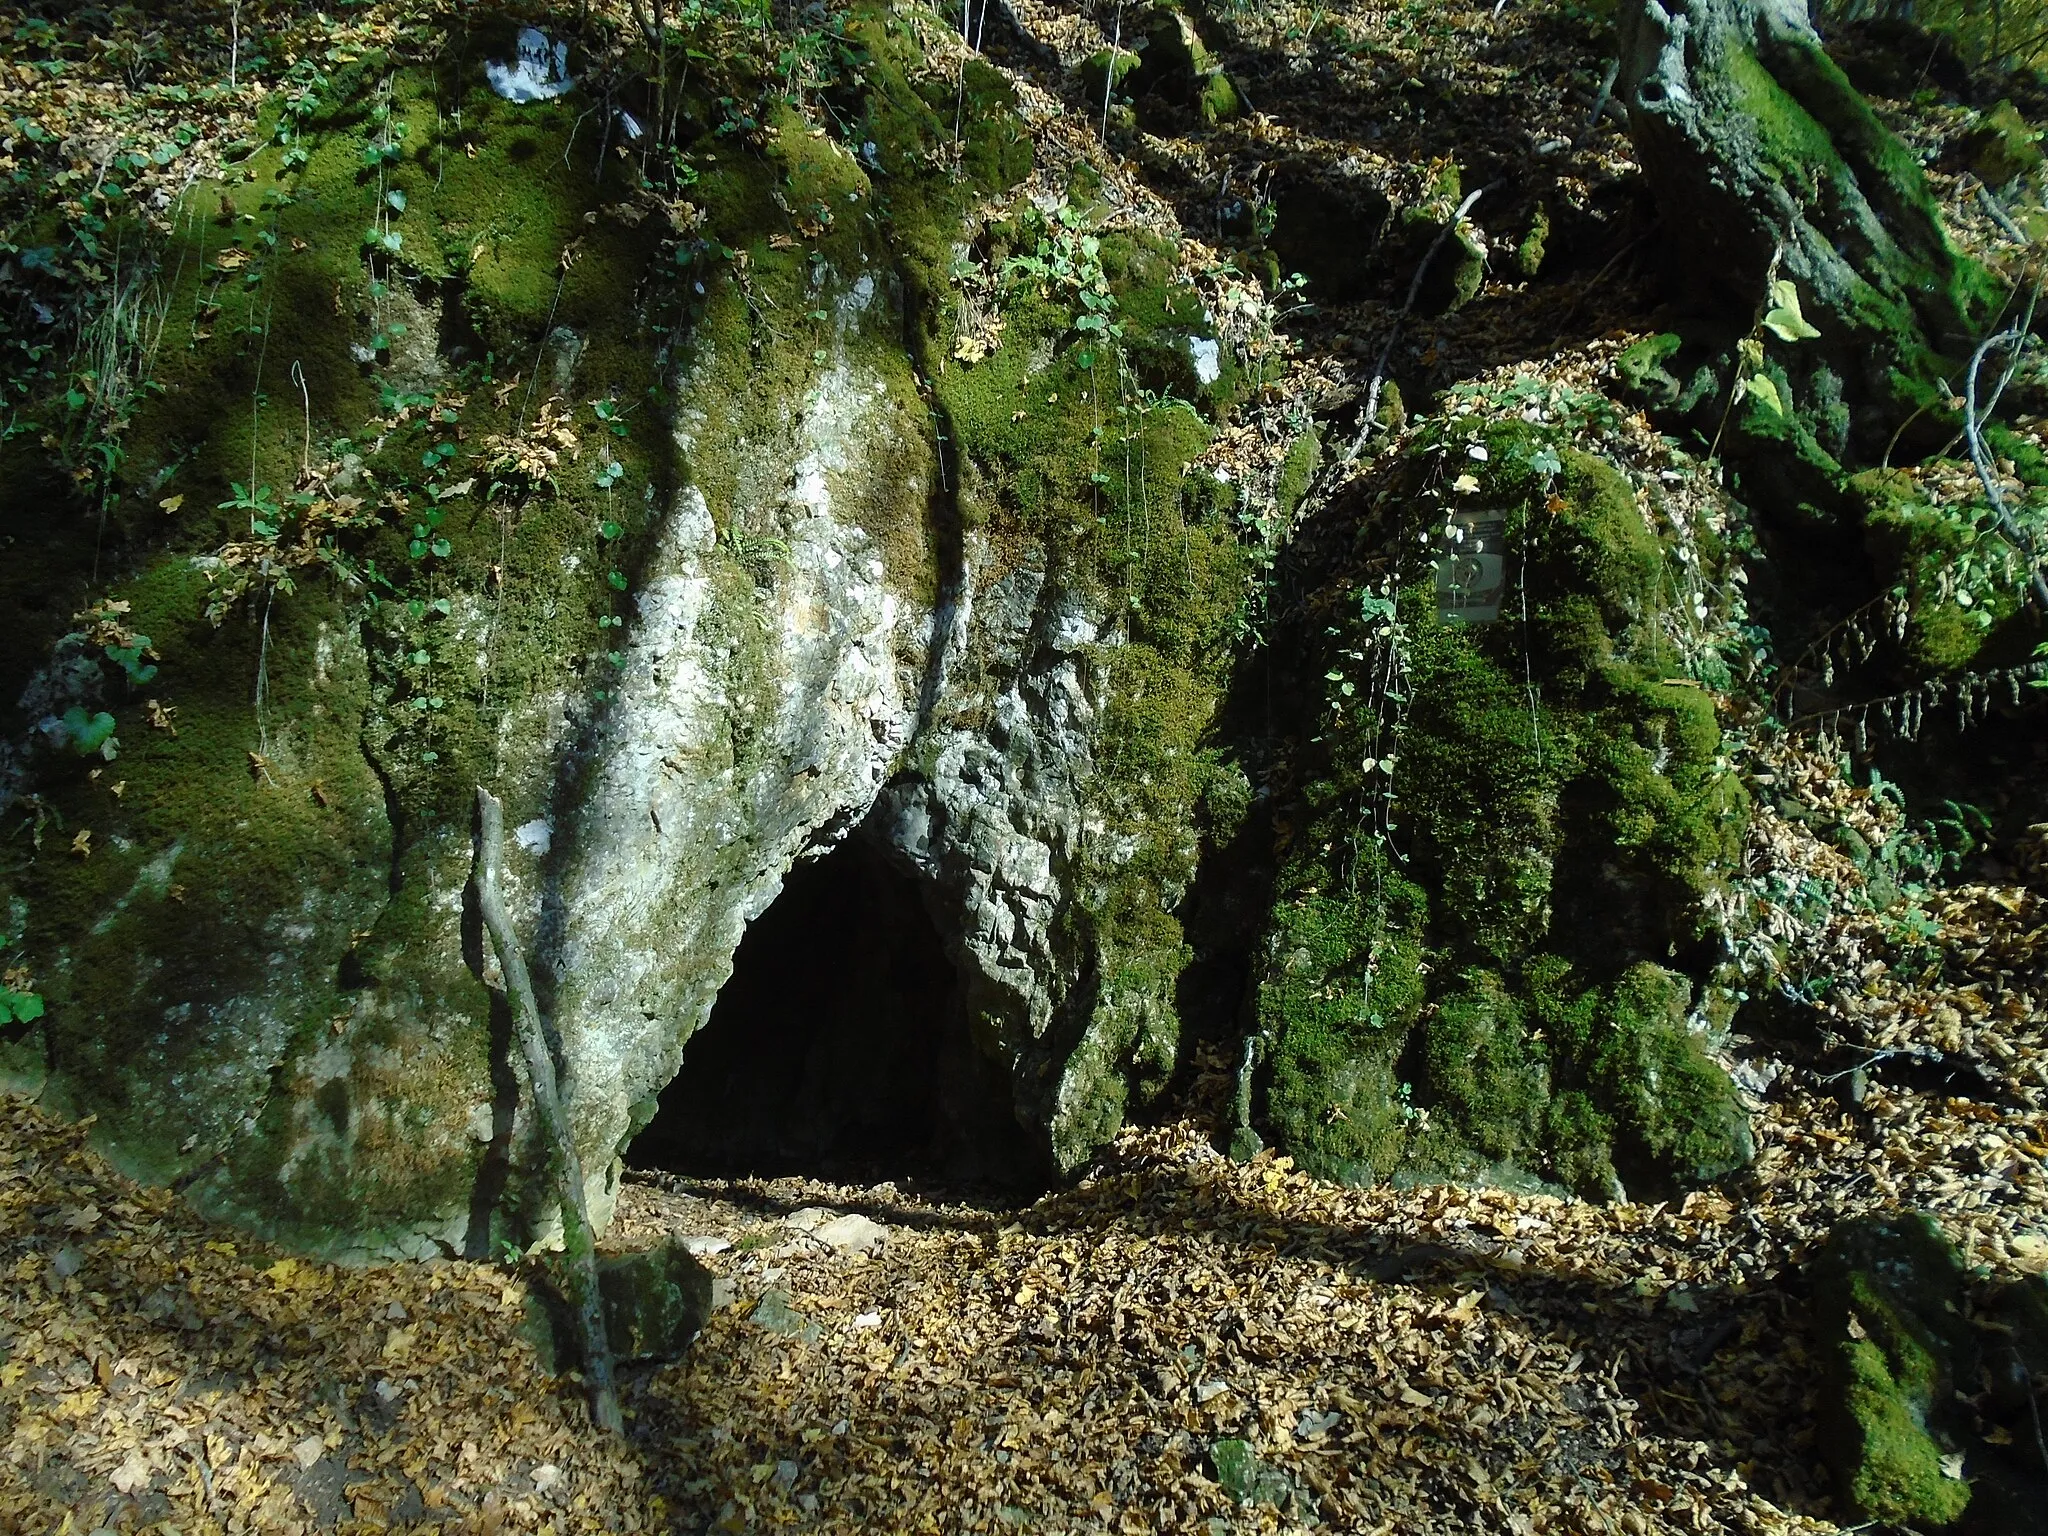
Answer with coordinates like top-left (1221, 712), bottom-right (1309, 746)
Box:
top-left (1434, 509), bottom-right (1508, 623)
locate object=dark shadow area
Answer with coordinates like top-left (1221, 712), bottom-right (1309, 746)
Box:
top-left (628, 834), bottom-right (1043, 1192)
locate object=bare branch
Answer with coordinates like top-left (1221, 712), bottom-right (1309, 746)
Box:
top-left (472, 786), bottom-right (622, 1434)
top-left (1963, 328), bottom-right (2048, 612)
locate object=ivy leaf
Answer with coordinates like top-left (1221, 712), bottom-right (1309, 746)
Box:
top-left (0, 990), bottom-right (43, 1024)
top-left (385, 188), bottom-right (407, 214)
top-left (1761, 280), bottom-right (1821, 342)
top-left (59, 707), bottom-right (117, 759)
top-left (1741, 372), bottom-right (1787, 416)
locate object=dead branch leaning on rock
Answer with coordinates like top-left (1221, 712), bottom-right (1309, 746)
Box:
top-left (1285, 189), bottom-right (1492, 528)
top-left (472, 785), bottom-right (622, 1434)
top-left (1963, 327), bottom-right (2048, 613)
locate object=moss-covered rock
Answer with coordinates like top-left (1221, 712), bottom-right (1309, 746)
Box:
top-left (525, 1237), bottom-right (713, 1371)
top-left (1617, 0), bottom-right (2001, 470)
top-left (1090, 9), bottom-right (1242, 131)
top-left (1814, 1213), bottom-right (1976, 1530)
top-left (1964, 101), bottom-right (2043, 189)
top-left (1255, 392), bottom-right (1753, 1196)
top-left (1853, 467), bottom-right (2033, 676)
top-left (1812, 1212), bottom-right (2048, 1533)
top-left (1, 1), bottom-right (1261, 1249)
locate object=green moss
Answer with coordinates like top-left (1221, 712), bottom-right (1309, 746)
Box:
top-left (1726, 32), bottom-right (1999, 355)
top-left (1197, 71), bottom-right (1241, 128)
top-left (1515, 204), bottom-right (1549, 279)
top-left (1421, 970), bottom-right (1548, 1163)
top-left (1815, 1213), bottom-right (1977, 1529)
top-left (1259, 852), bottom-right (1431, 1183)
top-left (16, 559), bottom-right (395, 1201)
top-left (1854, 467), bottom-right (2025, 676)
top-left (1968, 100), bottom-right (2044, 186)
top-left (1274, 427), bottom-right (1321, 523)
top-left (844, 9), bottom-right (1031, 375)
top-left (1836, 1340), bottom-right (1972, 1528)
top-left (1591, 962), bottom-right (1753, 1185)
top-left (1613, 333), bottom-right (1686, 412)
top-left (1080, 47), bottom-right (1141, 105)
top-left (1256, 410), bottom-right (1752, 1195)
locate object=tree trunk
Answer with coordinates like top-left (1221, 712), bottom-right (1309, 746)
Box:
top-left (1617, 0), bottom-right (1998, 463)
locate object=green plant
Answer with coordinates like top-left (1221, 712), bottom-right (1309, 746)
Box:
top-left (55, 706), bottom-right (118, 760)
top-left (0, 932), bottom-right (41, 1026)
top-left (1715, 264), bottom-right (1822, 459)
top-left (218, 480), bottom-right (282, 533)
top-left (725, 520), bottom-right (791, 577)
top-left (409, 506), bottom-right (452, 561)
top-left (1002, 201), bottom-right (1120, 341)
top-left (104, 637), bottom-right (156, 686)
top-left (592, 399), bottom-right (631, 440)
top-left (1922, 799), bottom-right (1993, 876)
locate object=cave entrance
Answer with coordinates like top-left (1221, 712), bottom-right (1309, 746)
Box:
top-left (629, 835), bottom-right (1040, 1192)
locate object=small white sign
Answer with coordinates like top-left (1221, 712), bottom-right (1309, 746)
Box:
top-left (1434, 509), bottom-right (1508, 622)
top-left (486, 27), bottom-right (574, 103)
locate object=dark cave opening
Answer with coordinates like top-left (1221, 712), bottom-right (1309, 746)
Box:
top-left (628, 836), bottom-right (1042, 1192)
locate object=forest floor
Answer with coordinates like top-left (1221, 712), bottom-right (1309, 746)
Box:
top-left (4, 762), bottom-right (2046, 1534)
top-left (7, 1), bottom-right (2048, 1533)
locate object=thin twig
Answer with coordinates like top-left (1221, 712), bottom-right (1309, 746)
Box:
top-left (1578, 57), bottom-right (1618, 145)
top-left (1977, 182), bottom-right (2031, 247)
top-left (1358, 186), bottom-right (1488, 446)
top-left (1963, 327), bottom-right (2048, 610)
top-left (472, 787), bottom-right (622, 1434)
top-left (1101, 0), bottom-right (1124, 148)
top-left (291, 360), bottom-right (311, 479)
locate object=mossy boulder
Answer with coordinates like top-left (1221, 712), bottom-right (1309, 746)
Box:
top-left (1853, 467), bottom-right (2031, 677)
top-left (1400, 164), bottom-right (1487, 316)
top-left (526, 1238), bottom-right (713, 1371)
top-left (1813, 1213), bottom-right (2048, 1534)
top-left (597, 1240), bottom-right (715, 1364)
top-left (1617, 0), bottom-right (2001, 471)
top-left (1964, 101), bottom-right (2043, 190)
top-left (1092, 9), bottom-right (1242, 131)
top-left (0, 3), bottom-right (1250, 1251)
top-left (1255, 395), bottom-right (1753, 1197)
top-left (1814, 1213), bottom-right (1976, 1530)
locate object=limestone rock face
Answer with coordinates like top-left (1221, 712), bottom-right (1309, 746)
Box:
top-left (542, 302), bottom-right (941, 1232)
top-left (0, 14), bottom-right (1235, 1257)
top-left (879, 564), bottom-right (1143, 1174)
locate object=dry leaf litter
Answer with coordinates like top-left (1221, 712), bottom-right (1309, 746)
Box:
top-left (6, 739), bottom-right (2047, 1534)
